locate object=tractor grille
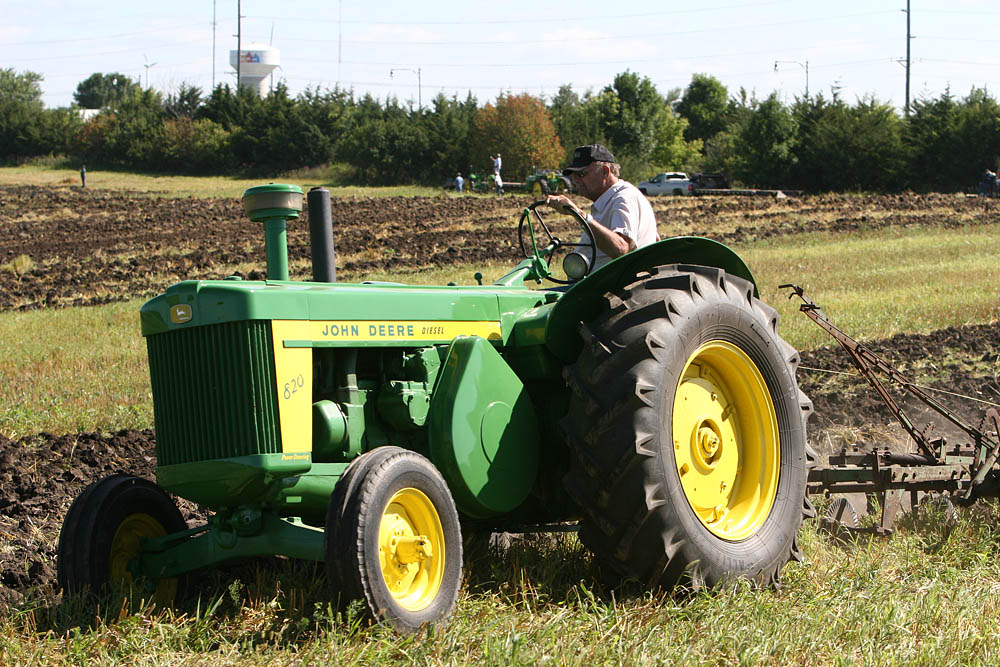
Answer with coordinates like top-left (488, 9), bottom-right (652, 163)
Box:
top-left (147, 320), bottom-right (281, 466)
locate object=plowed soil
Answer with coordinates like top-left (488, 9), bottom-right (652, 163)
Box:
top-left (3, 185), bottom-right (999, 310)
top-left (2, 185), bottom-right (999, 606)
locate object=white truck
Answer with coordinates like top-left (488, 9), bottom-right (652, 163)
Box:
top-left (637, 172), bottom-right (694, 196)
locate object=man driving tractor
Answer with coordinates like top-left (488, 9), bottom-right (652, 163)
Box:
top-left (545, 144), bottom-right (659, 270)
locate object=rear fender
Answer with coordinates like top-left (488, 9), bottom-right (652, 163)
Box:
top-left (544, 236), bottom-right (757, 362)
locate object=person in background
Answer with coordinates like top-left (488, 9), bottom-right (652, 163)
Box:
top-left (80, 164), bottom-right (86, 188)
top-left (494, 171), bottom-right (504, 196)
top-left (545, 144), bottom-right (658, 271)
top-left (982, 168), bottom-right (998, 197)
top-left (455, 172), bottom-right (464, 193)
top-left (493, 153), bottom-right (502, 176)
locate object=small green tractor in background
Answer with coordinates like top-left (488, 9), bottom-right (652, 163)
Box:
top-left (466, 171), bottom-right (493, 193)
top-left (524, 168), bottom-right (574, 196)
top-left (58, 185), bottom-right (813, 633)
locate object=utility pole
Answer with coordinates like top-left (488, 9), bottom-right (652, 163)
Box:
top-left (236, 0), bottom-right (242, 90)
top-left (338, 0), bottom-right (342, 86)
top-left (212, 0), bottom-right (216, 89)
top-left (903, 0), bottom-right (911, 115)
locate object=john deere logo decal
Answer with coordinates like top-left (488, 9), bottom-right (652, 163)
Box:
top-left (170, 304), bottom-right (193, 324)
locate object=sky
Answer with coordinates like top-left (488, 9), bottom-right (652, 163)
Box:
top-left (5, 1), bottom-right (1000, 112)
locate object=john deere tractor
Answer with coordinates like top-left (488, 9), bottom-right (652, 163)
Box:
top-left (58, 185), bottom-right (813, 633)
top-left (525, 168), bottom-right (573, 196)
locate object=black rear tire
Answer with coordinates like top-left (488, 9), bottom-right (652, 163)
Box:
top-left (325, 447), bottom-right (463, 633)
top-left (57, 474), bottom-right (187, 606)
top-left (562, 264), bottom-right (815, 589)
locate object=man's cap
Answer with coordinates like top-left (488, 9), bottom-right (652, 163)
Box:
top-left (563, 144), bottom-right (616, 175)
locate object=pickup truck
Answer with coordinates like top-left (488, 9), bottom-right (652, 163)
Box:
top-left (637, 172), bottom-right (694, 196)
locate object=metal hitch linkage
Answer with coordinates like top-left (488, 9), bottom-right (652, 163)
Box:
top-left (781, 284), bottom-right (1000, 532)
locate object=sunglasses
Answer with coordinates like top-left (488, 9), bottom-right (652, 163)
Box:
top-left (571, 164), bottom-right (598, 179)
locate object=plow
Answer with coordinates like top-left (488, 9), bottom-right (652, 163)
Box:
top-left (783, 284), bottom-right (1000, 537)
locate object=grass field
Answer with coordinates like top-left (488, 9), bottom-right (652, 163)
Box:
top-left (2, 169), bottom-right (1000, 664)
top-left (3, 512), bottom-right (1000, 664)
top-left (0, 165), bottom-right (454, 200)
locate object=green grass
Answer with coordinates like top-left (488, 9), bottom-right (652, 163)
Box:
top-left (0, 165), bottom-right (456, 199)
top-left (3, 510), bottom-right (1000, 664)
top-left (746, 223), bottom-right (1000, 350)
top-left (0, 300), bottom-right (152, 439)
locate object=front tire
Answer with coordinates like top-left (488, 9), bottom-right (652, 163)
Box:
top-left (562, 264), bottom-right (814, 589)
top-left (57, 474), bottom-right (187, 606)
top-left (325, 447), bottom-right (463, 633)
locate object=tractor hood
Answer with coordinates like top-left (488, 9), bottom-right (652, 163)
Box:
top-left (140, 278), bottom-right (553, 348)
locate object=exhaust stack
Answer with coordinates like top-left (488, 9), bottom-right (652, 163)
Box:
top-left (307, 187), bottom-right (337, 282)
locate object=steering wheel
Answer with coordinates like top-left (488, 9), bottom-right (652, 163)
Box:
top-left (517, 199), bottom-right (598, 284)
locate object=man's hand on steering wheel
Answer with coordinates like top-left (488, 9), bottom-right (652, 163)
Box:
top-left (544, 194), bottom-right (585, 220)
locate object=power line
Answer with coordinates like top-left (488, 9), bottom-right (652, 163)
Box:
top-left (254, 0), bottom-right (800, 25)
top-left (0, 22), bottom-right (209, 47)
top-left (328, 10), bottom-right (896, 47)
top-left (7, 37), bottom-right (208, 62)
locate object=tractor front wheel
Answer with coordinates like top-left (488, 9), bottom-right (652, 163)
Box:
top-left (325, 447), bottom-right (463, 633)
top-left (562, 264), bottom-right (814, 589)
top-left (57, 474), bottom-right (187, 607)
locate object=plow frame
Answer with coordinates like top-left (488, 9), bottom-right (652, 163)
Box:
top-left (782, 284), bottom-right (1000, 536)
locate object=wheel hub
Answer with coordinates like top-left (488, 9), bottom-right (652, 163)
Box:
top-left (672, 341), bottom-right (780, 541)
top-left (694, 421), bottom-right (722, 469)
top-left (378, 488), bottom-right (446, 611)
top-left (110, 512), bottom-right (176, 604)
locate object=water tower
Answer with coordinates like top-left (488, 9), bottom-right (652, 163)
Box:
top-left (229, 43), bottom-right (279, 96)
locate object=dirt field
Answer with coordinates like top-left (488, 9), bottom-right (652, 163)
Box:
top-left (3, 185), bottom-right (998, 310)
top-left (3, 185), bottom-right (1000, 606)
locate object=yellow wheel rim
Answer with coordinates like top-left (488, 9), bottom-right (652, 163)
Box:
top-left (672, 341), bottom-right (780, 541)
top-left (532, 181), bottom-right (543, 196)
top-left (378, 488), bottom-right (446, 611)
top-left (110, 513), bottom-right (177, 605)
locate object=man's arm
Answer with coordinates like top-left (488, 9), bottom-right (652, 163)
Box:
top-left (544, 194), bottom-right (633, 257)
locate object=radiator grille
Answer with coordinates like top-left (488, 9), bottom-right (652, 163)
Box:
top-left (147, 320), bottom-right (281, 466)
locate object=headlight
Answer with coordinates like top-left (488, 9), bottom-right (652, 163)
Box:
top-left (563, 251), bottom-right (591, 281)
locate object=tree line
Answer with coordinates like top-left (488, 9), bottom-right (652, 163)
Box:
top-left (3, 67), bottom-right (999, 192)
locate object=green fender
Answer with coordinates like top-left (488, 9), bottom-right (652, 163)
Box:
top-left (544, 236), bottom-right (757, 363)
top-left (427, 335), bottom-right (540, 518)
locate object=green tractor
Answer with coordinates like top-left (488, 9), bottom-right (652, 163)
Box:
top-left (466, 171), bottom-right (492, 194)
top-left (525, 168), bottom-right (574, 196)
top-left (58, 184), bottom-right (814, 633)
